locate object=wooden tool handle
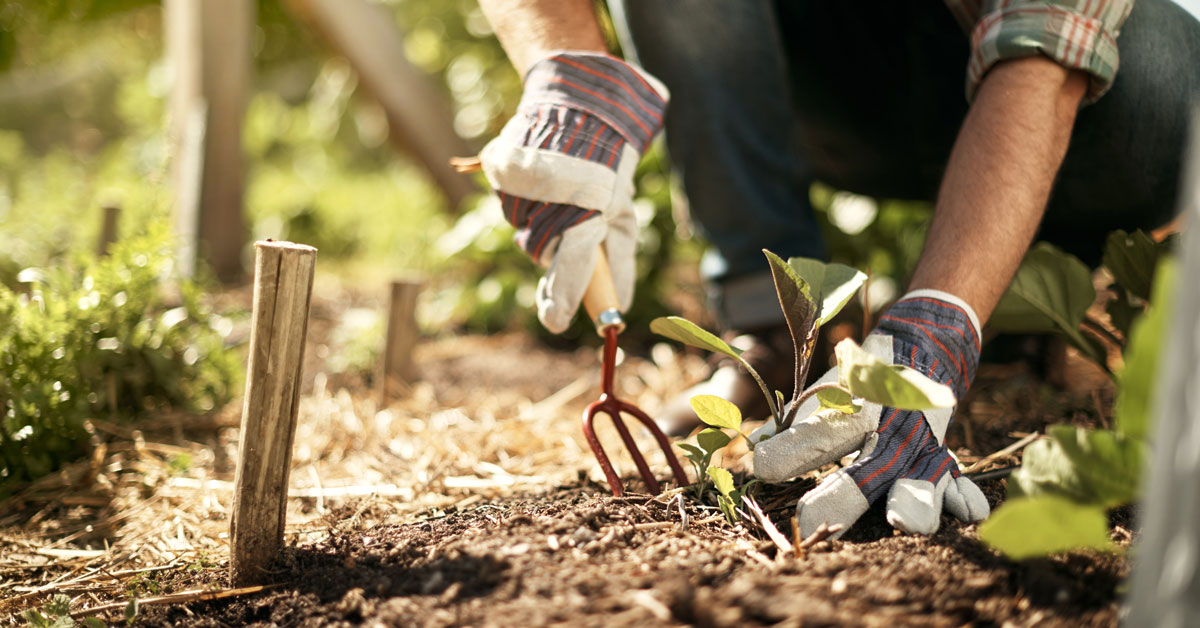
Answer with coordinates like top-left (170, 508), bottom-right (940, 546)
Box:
top-left (582, 246), bottom-right (625, 334)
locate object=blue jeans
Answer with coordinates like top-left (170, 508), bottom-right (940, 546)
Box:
top-left (610, 0), bottom-right (1200, 329)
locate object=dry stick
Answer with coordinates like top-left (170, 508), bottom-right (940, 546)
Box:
top-left (963, 431), bottom-right (1041, 474)
top-left (379, 279), bottom-right (423, 404)
top-left (73, 584), bottom-right (281, 619)
top-left (741, 496), bottom-right (794, 556)
top-left (229, 241), bottom-right (317, 586)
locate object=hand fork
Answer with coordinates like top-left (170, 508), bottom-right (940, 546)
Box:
top-left (581, 248), bottom-right (688, 497)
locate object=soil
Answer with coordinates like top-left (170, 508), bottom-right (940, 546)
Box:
top-left (3, 284), bottom-right (1131, 627)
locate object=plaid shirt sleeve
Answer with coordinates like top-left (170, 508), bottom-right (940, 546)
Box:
top-left (944, 0), bottom-right (1135, 104)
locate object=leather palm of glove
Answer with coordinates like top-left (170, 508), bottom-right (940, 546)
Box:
top-left (479, 52), bottom-right (668, 333)
top-left (751, 290), bottom-right (991, 538)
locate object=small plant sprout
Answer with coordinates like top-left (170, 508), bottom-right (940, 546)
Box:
top-left (707, 467), bottom-right (758, 525)
top-left (653, 249), bottom-right (955, 440)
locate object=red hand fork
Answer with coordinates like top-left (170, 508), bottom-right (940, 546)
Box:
top-left (580, 248), bottom-right (688, 497)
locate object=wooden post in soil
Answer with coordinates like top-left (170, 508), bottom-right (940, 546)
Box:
top-left (1127, 105), bottom-right (1200, 626)
top-left (378, 278), bottom-right (423, 403)
top-left (96, 204), bottom-right (120, 257)
top-left (229, 241), bottom-right (317, 586)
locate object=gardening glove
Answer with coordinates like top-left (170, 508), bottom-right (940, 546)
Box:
top-left (751, 290), bottom-right (991, 538)
top-left (479, 52), bottom-right (668, 333)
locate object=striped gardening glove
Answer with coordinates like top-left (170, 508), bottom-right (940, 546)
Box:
top-left (479, 52), bottom-right (668, 333)
top-left (752, 290), bottom-right (991, 538)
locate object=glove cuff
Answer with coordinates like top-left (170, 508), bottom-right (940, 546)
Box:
top-left (875, 291), bottom-right (982, 400)
top-left (521, 52), bottom-right (667, 153)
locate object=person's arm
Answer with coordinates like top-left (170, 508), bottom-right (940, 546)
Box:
top-left (907, 56), bottom-right (1088, 323)
top-left (476, 0), bottom-right (608, 76)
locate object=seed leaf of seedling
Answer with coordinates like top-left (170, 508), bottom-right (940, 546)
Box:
top-left (690, 394), bottom-right (742, 431)
top-left (785, 256), bottom-right (868, 325)
top-left (707, 467), bottom-right (736, 496)
top-left (989, 242), bottom-right (1104, 363)
top-left (676, 443), bottom-right (705, 462)
top-left (979, 495), bottom-right (1113, 560)
top-left (697, 428), bottom-right (732, 455)
top-left (834, 338), bottom-right (955, 410)
top-left (816, 387), bottom-right (860, 415)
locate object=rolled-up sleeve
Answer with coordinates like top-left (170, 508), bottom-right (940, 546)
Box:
top-left (945, 0), bottom-right (1135, 104)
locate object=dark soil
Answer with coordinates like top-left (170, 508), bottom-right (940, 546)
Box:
top-left (138, 475), bottom-right (1125, 628)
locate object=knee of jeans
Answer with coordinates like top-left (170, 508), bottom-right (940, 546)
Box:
top-left (1106, 0), bottom-right (1200, 116)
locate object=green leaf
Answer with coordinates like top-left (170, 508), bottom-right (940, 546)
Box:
top-left (990, 243), bottom-right (1102, 363)
top-left (816, 386), bottom-right (860, 414)
top-left (785, 256), bottom-right (868, 325)
top-left (1010, 426), bottom-right (1144, 507)
top-left (124, 597), bottom-right (138, 624)
top-left (696, 428), bottom-right (732, 456)
top-left (689, 394), bottom-right (742, 431)
top-left (676, 442), bottom-right (704, 463)
top-left (1104, 287), bottom-right (1142, 339)
top-left (22, 610), bottom-right (50, 628)
top-left (764, 250), bottom-right (817, 401)
top-left (979, 496), bottom-right (1113, 560)
top-left (833, 338), bottom-right (956, 410)
top-left (1103, 229), bottom-right (1159, 301)
top-left (650, 316), bottom-right (743, 361)
top-left (1114, 256), bottom-right (1175, 441)
top-left (83, 618), bottom-right (107, 628)
top-left (707, 466), bottom-right (735, 498)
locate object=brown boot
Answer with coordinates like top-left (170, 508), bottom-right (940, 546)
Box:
top-left (656, 325), bottom-right (797, 437)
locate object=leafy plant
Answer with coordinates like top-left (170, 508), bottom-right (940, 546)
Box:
top-left (22, 594), bottom-right (105, 628)
top-left (0, 227), bottom-right (241, 490)
top-left (655, 250), bottom-right (956, 503)
top-left (979, 253), bottom-right (1176, 558)
top-left (707, 466), bottom-right (758, 525)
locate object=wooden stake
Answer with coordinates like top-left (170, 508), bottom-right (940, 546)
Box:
top-left (229, 240), bottom-right (317, 586)
top-left (96, 204), bottom-right (120, 257)
top-left (379, 278), bottom-right (422, 403)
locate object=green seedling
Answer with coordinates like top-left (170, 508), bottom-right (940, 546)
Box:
top-left (22, 594), bottom-right (105, 628)
top-left (707, 467), bottom-right (759, 525)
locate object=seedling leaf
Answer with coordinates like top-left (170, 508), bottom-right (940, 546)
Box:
top-left (764, 250), bottom-right (819, 401)
top-left (979, 496), bottom-right (1113, 559)
top-left (816, 386), bottom-right (860, 414)
top-left (697, 428), bottom-right (732, 455)
top-left (989, 243), bottom-right (1102, 363)
top-left (833, 338), bottom-right (955, 410)
top-left (676, 443), bottom-right (704, 461)
top-left (707, 467), bottom-right (735, 497)
top-left (786, 257), bottom-right (868, 325)
top-left (650, 316), bottom-right (743, 360)
top-left (1009, 426), bottom-right (1144, 507)
top-left (1114, 257), bottom-right (1175, 441)
top-left (1103, 229), bottom-right (1160, 301)
top-left (690, 394), bottom-right (742, 431)
top-left (84, 618), bottom-right (107, 628)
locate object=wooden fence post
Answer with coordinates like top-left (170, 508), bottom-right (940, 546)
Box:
top-left (96, 204), bottom-right (120, 257)
top-left (229, 240), bottom-right (317, 586)
top-left (1127, 105), bottom-right (1200, 626)
top-left (378, 278), bottom-right (423, 403)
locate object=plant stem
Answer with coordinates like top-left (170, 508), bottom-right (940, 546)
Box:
top-left (736, 356), bottom-right (779, 423)
top-left (777, 382), bottom-right (849, 431)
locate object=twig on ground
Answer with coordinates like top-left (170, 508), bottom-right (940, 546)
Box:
top-left (964, 432), bottom-right (1041, 474)
top-left (740, 496), bottom-right (793, 557)
top-left (793, 522), bottom-right (843, 559)
top-left (74, 584), bottom-right (281, 618)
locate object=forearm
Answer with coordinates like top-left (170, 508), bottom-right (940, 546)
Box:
top-left (908, 56), bottom-right (1088, 323)
top-left (477, 0), bottom-right (608, 76)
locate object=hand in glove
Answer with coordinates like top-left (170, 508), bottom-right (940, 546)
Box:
top-left (752, 290), bottom-right (991, 538)
top-left (479, 52), bottom-right (668, 333)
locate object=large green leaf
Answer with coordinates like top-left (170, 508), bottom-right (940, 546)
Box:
top-left (764, 250), bottom-right (817, 400)
top-left (989, 243), bottom-right (1102, 363)
top-left (1103, 229), bottom-right (1159, 301)
top-left (1114, 256), bottom-right (1176, 441)
top-left (979, 496), bottom-right (1114, 559)
top-left (696, 428), bottom-right (732, 456)
top-left (690, 394), bottom-right (742, 431)
top-left (785, 256), bottom-right (868, 325)
top-left (707, 466), bottom-right (735, 497)
top-left (1010, 425), bottom-right (1144, 507)
top-left (833, 338), bottom-right (955, 410)
top-left (650, 316), bottom-right (743, 360)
